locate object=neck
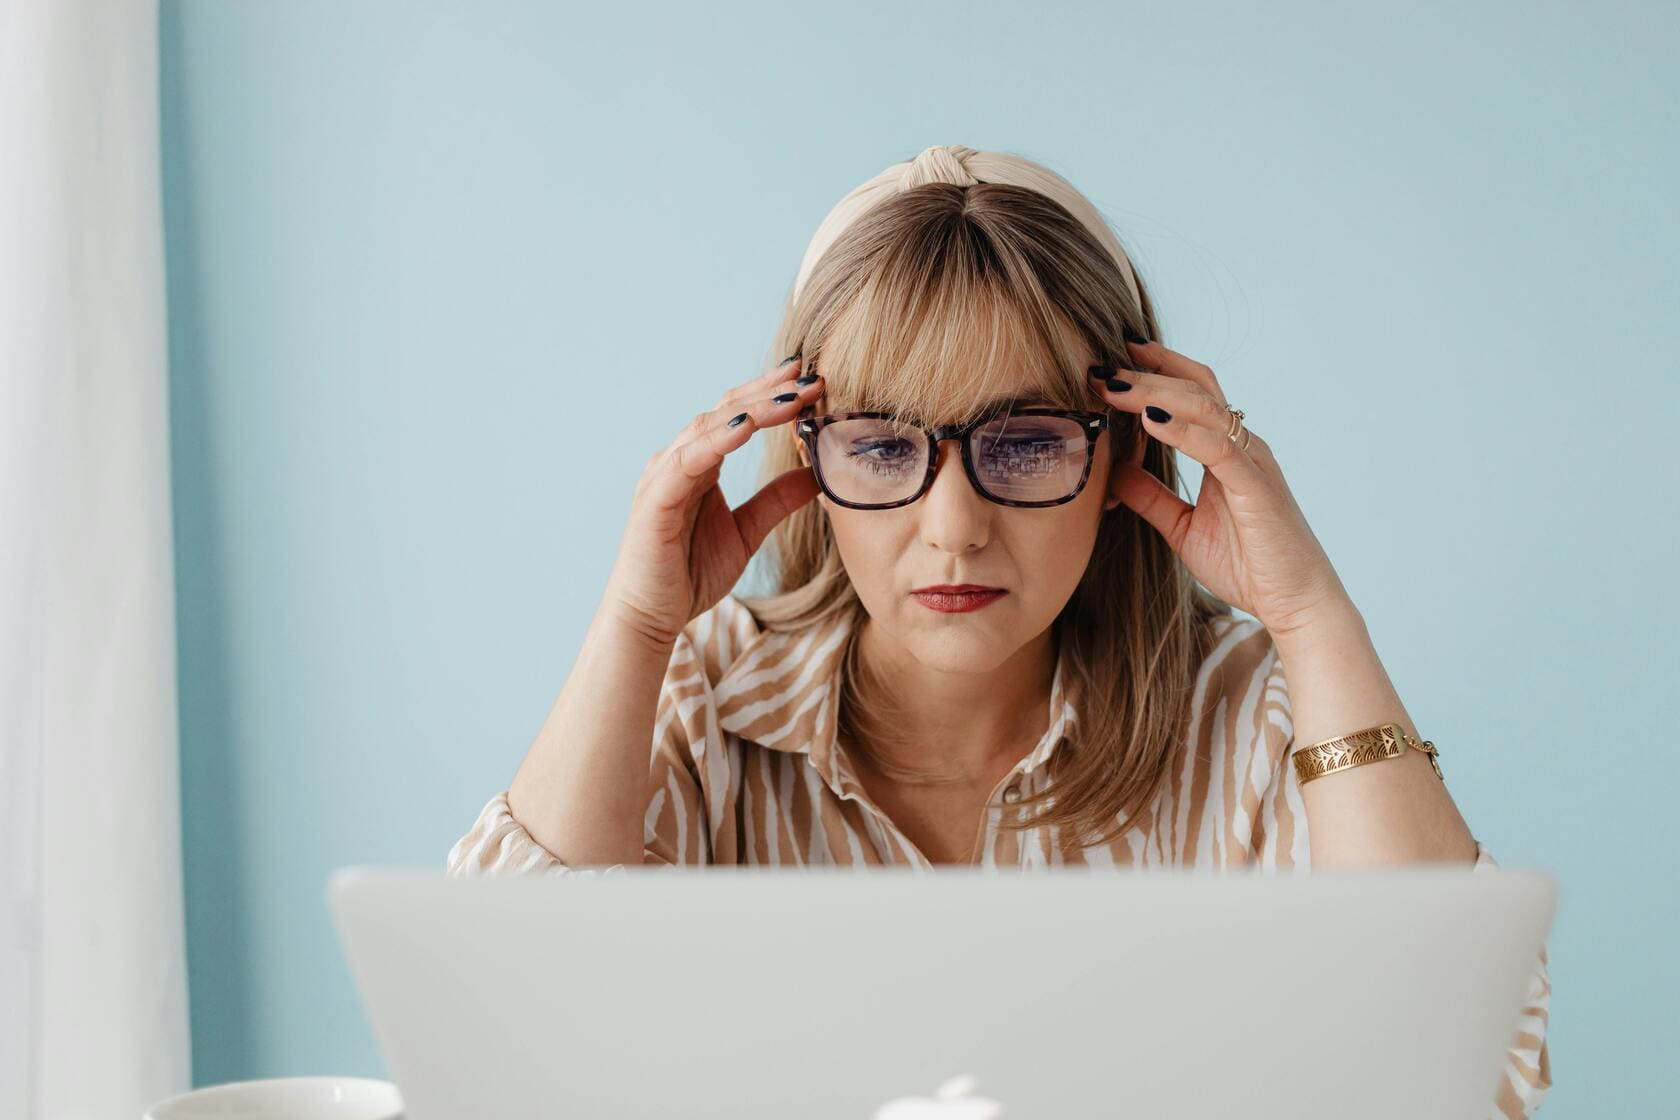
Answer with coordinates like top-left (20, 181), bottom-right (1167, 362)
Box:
top-left (850, 614), bottom-right (1057, 786)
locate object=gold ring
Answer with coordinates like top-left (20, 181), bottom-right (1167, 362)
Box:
top-left (1225, 406), bottom-right (1252, 451)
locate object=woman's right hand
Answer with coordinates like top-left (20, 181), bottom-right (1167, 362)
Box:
top-left (601, 355), bottom-right (825, 651)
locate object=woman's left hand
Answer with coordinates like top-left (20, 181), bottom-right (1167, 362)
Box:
top-left (1096, 339), bottom-right (1354, 641)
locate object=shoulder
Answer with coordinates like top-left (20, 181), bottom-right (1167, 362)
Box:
top-left (666, 593), bottom-right (766, 691)
top-left (1195, 612), bottom-right (1284, 694)
top-left (1191, 612), bottom-right (1292, 754)
top-left (647, 595), bottom-right (769, 780)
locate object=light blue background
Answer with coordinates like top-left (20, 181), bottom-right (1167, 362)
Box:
top-left (160, 1), bottom-right (1678, 1112)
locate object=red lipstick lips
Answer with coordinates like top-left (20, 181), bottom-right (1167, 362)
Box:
top-left (910, 584), bottom-right (1008, 613)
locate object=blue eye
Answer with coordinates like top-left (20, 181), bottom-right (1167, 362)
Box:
top-left (845, 439), bottom-right (919, 475)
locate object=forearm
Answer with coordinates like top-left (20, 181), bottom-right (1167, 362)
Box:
top-left (1272, 600), bottom-right (1477, 870)
top-left (506, 604), bottom-right (676, 867)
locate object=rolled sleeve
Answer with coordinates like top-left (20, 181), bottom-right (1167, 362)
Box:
top-left (444, 791), bottom-right (626, 877)
top-left (1473, 841), bottom-right (1554, 1118)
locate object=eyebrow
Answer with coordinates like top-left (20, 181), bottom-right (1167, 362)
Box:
top-left (846, 394), bottom-right (1061, 423)
top-left (977, 393), bottom-right (1053, 410)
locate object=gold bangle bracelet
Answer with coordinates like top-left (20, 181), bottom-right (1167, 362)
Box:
top-left (1292, 722), bottom-right (1445, 786)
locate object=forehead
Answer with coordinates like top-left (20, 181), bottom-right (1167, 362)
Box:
top-left (814, 325), bottom-right (1091, 423)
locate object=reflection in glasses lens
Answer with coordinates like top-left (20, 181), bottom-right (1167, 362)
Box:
top-left (815, 414), bottom-right (1093, 507)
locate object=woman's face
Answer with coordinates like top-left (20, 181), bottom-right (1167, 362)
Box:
top-left (796, 377), bottom-right (1145, 676)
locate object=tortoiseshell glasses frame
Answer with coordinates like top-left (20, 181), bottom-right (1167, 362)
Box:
top-left (794, 401), bottom-right (1112, 511)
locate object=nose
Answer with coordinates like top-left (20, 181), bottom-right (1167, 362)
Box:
top-left (918, 438), bottom-right (991, 553)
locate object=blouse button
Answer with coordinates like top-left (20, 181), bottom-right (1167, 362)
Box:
top-left (1002, 783), bottom-right (1022, 803)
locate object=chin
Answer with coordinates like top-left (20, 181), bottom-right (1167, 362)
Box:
top-left (908, 642), bottom-right (1015, 676)
top-left (895, 616), bottom-right (1026, 674)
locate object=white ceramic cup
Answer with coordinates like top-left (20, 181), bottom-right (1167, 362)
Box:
top-left (143, 1076), bottom-right (404, 1120)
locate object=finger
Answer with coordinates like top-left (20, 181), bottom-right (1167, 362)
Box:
top-left (1121, 339), bottom-right (1228, 408)
top-left (649, 378), bottom-right (826, 508)
top-left (1110, 462), bottom-right (1195, 552)
top-left (1091, 368), bottom-right (1234, 435)
top-left (756, 352), bottom-right (804, 388)
top-left (1090, 367), bottom-right (1281, 484)
top-left (732, 466), bottom-right (822, 555)
top-left (675, 363), bottom-right (821, 447)
top-left (699, 359), bottom-right (820, 433)
top-left (1135, 393), bottom-right (1267, 490)
top-left (716, 353), bottom-right (807, 411)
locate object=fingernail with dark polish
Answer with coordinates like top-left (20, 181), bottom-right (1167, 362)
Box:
top-left (771, 392), bottom-right (797, 404)
top-left (1105, 376), bottom-right (1132, 392)
top-left (1087, 364), bottom-right (1115, 379)
top-left (727, 412), bottom-right (749, 427)
top-left (1145, 405), bottom-right (1171, 423)
top-left (777, 354), bottom-right (800, 367)
top-left (795, 373), bottom-right (819, 385)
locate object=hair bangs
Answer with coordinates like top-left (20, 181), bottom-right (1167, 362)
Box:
top-left (812, 264), bottom-right (1096, 428)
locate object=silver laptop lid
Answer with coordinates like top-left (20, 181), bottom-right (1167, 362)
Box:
top-left (329, 864), bottom-right (1555, 1120)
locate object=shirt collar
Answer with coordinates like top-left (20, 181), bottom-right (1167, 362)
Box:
top-left (714, 603), bottom-right (1081, 795)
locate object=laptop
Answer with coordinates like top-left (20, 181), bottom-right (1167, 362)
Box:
top-left (328, 863), bottom-right (1556, 1119)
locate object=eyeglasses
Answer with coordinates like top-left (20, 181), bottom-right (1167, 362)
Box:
top-left (795, 403), bottom-right (1111, 510)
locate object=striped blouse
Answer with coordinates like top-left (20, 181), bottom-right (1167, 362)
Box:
top-left (448, 592), bottom-right (1553, 1119)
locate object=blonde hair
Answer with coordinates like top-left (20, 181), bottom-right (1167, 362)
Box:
top-left (739, 145), bottom-right (1232, 850)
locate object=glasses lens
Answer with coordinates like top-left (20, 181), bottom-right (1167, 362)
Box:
top-left (815, 413), bottom-right (1094, 507)
top-left (816, 417), bottom-right (929, 506)
top-left (971, 414), bottom-right (1091, 503)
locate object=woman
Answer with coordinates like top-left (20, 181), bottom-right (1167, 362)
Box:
top-left (447, 145), bottom-right (1552, 1118)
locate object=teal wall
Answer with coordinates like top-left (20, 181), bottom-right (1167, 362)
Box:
top-left (160, 1), bottom-right (1678, 1111)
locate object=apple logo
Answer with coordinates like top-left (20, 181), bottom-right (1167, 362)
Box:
top-left (872, 1074), bottom-right (1004, 1119)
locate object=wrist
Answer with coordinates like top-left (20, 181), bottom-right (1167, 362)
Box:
top-left (1267, 594), bottom-right (1367, 662)
top-left (593, 598), bottom-right (682, 663)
